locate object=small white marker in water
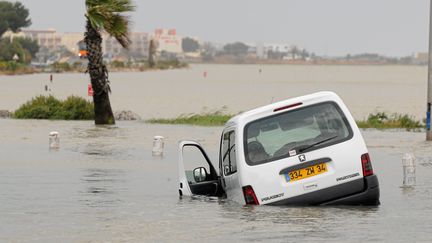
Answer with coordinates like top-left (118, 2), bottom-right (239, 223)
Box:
top-left (152, 135), bottom-right (164, 156)
top-left (402, 153), bottom-right (416, 187)
top-left (49, 131), bottom-right (60, 149)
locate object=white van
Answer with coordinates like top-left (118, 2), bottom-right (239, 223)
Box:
top-left (178, 92), bottom-right (380, 206)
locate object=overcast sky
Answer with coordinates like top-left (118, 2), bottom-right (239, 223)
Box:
top-left (16, 0), bottom-right (431, 56)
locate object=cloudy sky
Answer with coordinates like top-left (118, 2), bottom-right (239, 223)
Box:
top-left (17, 0), bottom-right (430, 56)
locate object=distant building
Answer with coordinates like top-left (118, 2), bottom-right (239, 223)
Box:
top-left (4, 28), bottom-right (153, 62)
top-left (265, 44), bottom-right (290, 54)
top-left (259, 43), bottom-right (306, 60)
top-left (256, 43), bottom-right (266, 59)
top-left (102, 34), bottom-right (122, 58)
top-left (128, 32), bottom-right (150, 58)
top-left (61, 33), bottom-right (84, 55)
top-left (23, 29), bottom-right (62, 50)
top-left (3, 29), bottom-right (62, 50)
top-left (152, 29), bottom-right (182, 55)
top-left (414, 52), bottom-right (428, 65)
top-left (102, 32), bottom-right (149, 60)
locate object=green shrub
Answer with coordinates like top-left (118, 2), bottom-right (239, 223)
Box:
top-left (13, 95), bottom-right (94, 120)
top-left (111, 60), bottom-right (126, 68)
top-left (0, 61), bottom-right (34, 74)
top-left (0, 61), bottom-right (20, 71)
top-left (51, 62), bottom-right (72, 72)
top-left (357, 112), bottom-right (423, 130)
top-left (154, 59), bottom-right (188, 70)
top-left (135, 60), bottom-right (188, 70)
top-left (72, 61), bottom-right (84, 69)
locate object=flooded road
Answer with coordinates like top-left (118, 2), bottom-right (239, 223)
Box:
top-left (0, 64), bottom-right (428, 120)
top-left (1, 119), bottom-right (432, 242)
top-left (1, 64), bottom-right (431, 241)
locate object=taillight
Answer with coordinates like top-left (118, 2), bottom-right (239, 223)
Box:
top-left (242, 185), bottom-right (259, 205)
top-left (361, 153), bottom-right (374, 177)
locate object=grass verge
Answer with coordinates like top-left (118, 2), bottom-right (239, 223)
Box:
top-left (147, 111), bottom-right (425, 130)
top-left (356, 112), bottom-right (423, 130)
top-left (147, 112), bottom-right (233, 126)
top-left (0, 61), bottom-right (35, 75)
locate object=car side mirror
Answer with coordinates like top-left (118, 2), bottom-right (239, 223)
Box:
top-left (193, 167), bottom-right (208, 183)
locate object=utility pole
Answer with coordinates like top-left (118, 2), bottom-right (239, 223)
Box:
top-left (427, 0), bottom-right (432, 140)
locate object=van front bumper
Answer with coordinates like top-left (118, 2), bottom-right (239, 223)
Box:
top-left (269, 174), bottom-right (380, 206)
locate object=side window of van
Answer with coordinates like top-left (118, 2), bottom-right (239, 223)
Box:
top-left (221, 131), bottom-right (237, 175)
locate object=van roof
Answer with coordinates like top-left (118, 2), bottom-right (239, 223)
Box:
top-left (226, 91), bottom-right (341, 127)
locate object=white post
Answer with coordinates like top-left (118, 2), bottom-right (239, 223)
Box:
top-left (427, 0), bottom-right (432, 140)
top-left (49, 131), bottom-right (60, 149)
top-left (152, 136), bottom-right (164, 156)
top-left (402, 153), bottom-right (416, 187)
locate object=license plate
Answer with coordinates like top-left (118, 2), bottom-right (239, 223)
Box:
top-left (285, 163), bottom-right (327, 182)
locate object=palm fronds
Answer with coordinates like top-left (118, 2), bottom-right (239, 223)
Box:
top-left (86, 0), bottom-right (135, 48)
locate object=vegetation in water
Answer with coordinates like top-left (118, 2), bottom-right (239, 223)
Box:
top-left (356, 112), bottom-right (423, 130)
top-left (110, 59), bottom-right (188, 71)
top-left (153, 59), bottom-right (188, 70)
top-left (13, 95), bottom-right (94, 120)
top-left (147, 111), bottom-right (234, 126)
top-left (49, 61), bottom-right (85, 73)
top-left (0, 61), bottom-right (34, 74)
top-left (148, 111), bottom-right (425, 130)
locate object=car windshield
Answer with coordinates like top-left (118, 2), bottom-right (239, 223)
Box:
top-left (244, 102), bottom-right (353, 165)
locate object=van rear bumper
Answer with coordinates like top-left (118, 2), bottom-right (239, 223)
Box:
top-left (269, 175), bottom-right (380, 206)
top-left (322, 174), bottom-right (380, 206)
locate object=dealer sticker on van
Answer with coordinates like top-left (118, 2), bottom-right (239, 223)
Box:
top-left (289, 150), bottom-right (297, 156)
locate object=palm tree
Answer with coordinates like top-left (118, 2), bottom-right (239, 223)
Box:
top-left (85, 0), bottom-right (135, 124)
top-left (148, 38), bottom-right (157, 68)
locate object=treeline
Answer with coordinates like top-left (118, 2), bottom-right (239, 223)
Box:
top-left (0, 1), bottom-right (38, 73)
top-left (182, 38), bottom-right (313, 63)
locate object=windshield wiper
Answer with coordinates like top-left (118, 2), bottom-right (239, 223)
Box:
top-left (298, 135), bottom-right (338, 153)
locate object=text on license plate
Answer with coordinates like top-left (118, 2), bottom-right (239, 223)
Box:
top-left (285, 163), bottom-right (327, 182)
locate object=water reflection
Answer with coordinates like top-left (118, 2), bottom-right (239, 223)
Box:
top-left (80, 168), bottom-right (126, 208)
top-left (2, 118), bottom-right (432, 242)
top-left (67, 125), bottom-right (133, 160)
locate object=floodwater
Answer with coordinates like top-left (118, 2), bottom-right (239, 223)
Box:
top-left (1, 119), bottom-right (432, 242)
top-left (0, 64), bottom-right (428, 119)
top-left (1, 65), bottom-right (432, 242)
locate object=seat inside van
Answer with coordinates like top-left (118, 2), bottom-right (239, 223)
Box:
top-left (247, 125), bottom-right (269, 164)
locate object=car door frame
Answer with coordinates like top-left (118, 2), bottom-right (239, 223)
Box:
top-left (178, 140), bottom-right (220, 197)
top-left (219, 128), bottom-right (242, 202)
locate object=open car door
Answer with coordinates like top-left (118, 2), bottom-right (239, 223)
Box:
top-left (178, 141), bottom-right (224, 197)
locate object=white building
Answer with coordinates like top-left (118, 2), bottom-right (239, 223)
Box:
top-left (61, 32), bottom-right (84, 54)
top-left (3, 28), bottom-right (171, 61)
top-left (128, 32), bottom-right (149, 58)
top-left (152, 29), bottom-right (182, 54)
top-left (102, 32), bottom-right (149, 59)
top-left (265, 44), bottom-right (290, 54)
top-left (3, 29), bottom-right (62, 50)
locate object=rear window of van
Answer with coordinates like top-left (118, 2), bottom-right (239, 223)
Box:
top-left (244, 102), bottom-right (353, 165)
